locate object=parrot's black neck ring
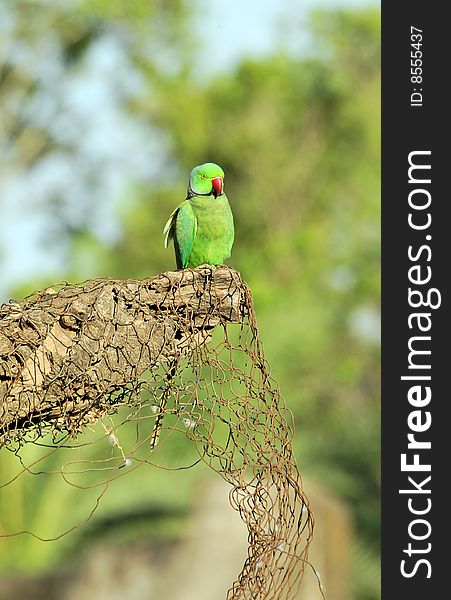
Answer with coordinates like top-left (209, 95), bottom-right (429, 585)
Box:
top-left (187, 185), bottom-right (213, 199)
top-left (187, 185), bottom-right (224, 200)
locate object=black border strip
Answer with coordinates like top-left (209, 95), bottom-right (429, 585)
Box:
top-left (382, 2), bottom-right (447, 596)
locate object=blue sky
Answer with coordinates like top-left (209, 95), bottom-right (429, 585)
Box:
top-left (197, 0), bottom-right (379, 74)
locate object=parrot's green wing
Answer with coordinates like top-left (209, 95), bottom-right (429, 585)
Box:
top-left (163, 201), bottom-right (197, 269)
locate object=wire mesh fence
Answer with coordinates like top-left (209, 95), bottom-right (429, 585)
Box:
top-left (0, 266), bottom-right (318, 599)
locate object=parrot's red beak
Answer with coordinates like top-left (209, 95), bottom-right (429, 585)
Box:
top-left (211, 177), bottom-right (223, 198)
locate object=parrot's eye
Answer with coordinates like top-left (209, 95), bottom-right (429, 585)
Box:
top-left (200, 174), bottom-right (206, 179)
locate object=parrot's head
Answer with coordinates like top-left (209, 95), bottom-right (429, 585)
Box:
top-left (188, 162), bottom-right (225, 199)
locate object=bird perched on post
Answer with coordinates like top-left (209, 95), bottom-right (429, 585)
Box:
top-left (163, 162), bottom-right (234, 269)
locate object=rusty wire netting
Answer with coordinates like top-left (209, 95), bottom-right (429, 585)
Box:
top-left (0, 265), bottom-right (318, 599)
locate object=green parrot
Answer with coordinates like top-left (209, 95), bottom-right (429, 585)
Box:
top-left (163, 162), bottom-right (234, 269)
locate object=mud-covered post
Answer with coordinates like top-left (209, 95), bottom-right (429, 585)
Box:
top-left (0, 266), bottom-right (251, 441)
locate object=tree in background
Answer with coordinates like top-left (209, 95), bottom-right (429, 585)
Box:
top-left (0, 0), bottom-right (192, 290)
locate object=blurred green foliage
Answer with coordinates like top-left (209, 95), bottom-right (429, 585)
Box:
top-left (1, 2), bottom-right (380, 598)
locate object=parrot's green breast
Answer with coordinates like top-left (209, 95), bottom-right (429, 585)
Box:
top-left (183, 194), bottom-right (234, 268)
